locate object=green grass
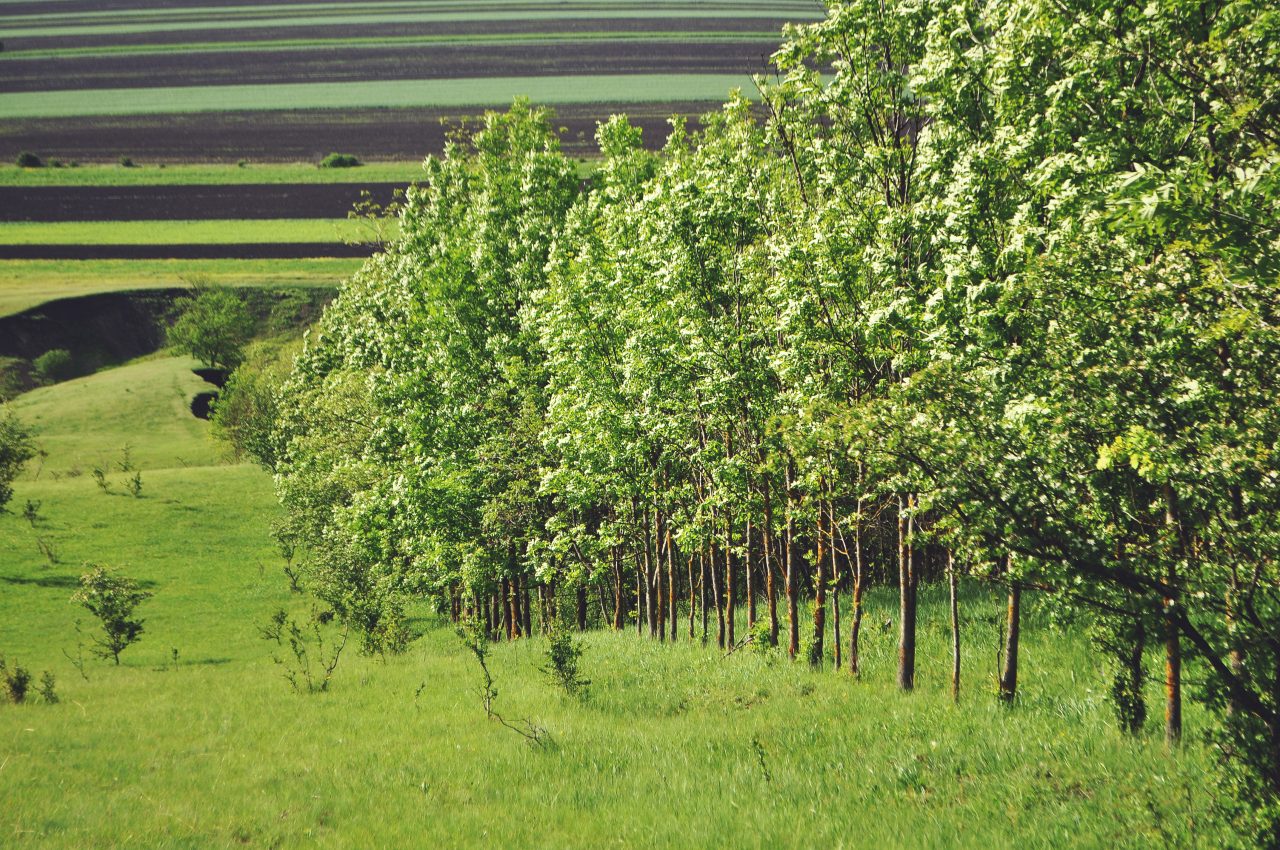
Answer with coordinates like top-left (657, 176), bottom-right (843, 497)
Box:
top-left (0, 258), bottom-right (355, 318)
top-left (0, 31), bottom-right (783, 61)
top-left (0, 353), bottom-right (1233, 848)
top-left (0, 74), bottom-right (758, 120)
top-left (0, 162), bottom-right (425, 186)
top-left (0, 219), bottom-right (385, 244)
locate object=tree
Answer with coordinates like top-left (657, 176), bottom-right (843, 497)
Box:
top-left (72, 565), bottom-right (152, 665)
top-left (0, 409), bottom-right (35, 512)
top-left (167, 287), bottom-right (253, 372)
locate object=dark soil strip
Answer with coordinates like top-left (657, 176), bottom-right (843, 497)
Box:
top-left (0, 40), bottom-right (773, 93)
top-left (0, 183), bottom-right (409, 222)
top-left (0, 102), bottom-right (706, 163)
top-left (0, 243), bottom-right (375, 259)
top-left (3, 16), bottom-right (787, 51)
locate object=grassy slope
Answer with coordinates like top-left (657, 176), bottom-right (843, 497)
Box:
top-left (0, 356), bottom-right (1228, 848)
top-left (0, 258), bottom-right (356, 318)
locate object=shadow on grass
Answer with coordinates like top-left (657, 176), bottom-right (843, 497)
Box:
top-left (1, 573), bottom-right (159, 590)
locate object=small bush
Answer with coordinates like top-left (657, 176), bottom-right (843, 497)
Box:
top-left (319, 152), bottom-right (361, 168)
top-left (32, 348), bottom-right (76, 383)
top-left (0, 657), bottom-right (31, 703)
top-left (127, 472), bottom-right (143, 498)
top-left (543, 626), bottom-right (590, 698)
top-left (118, 156), bottom-right (136, 168)
top-left (15, 151), bottom-right (42, 168)
top-left (38, 671), bottom-right (57, 704)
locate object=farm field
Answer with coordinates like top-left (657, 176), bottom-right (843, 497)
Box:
top-left (0, 1), bottom-right (813, 163)
top-left (0, 355), bottom-right (1229, 849)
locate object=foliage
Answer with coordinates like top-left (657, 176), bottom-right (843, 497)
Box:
top-left (15, 151), bottom-right (42, 168)
top-left (318, 153), bottom-right (361, 168)
top-left (166, 286), bottom-right (254, 372)
top-left (259, 607), bottom-right (348, 693)
top-left (32, 348), bottom-right (76, 383)
top-left (0, 409), bottom-right (35, 511)
top-left (71, 565), bottom-right (153, 665)
top-left (543, 625), bottom-right (589, 698)
top-left (209, 336), bottom-right (302, 469)
top-left (0, 656), bottom-right (31, 703)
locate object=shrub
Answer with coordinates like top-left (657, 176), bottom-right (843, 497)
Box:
top-left (0, 410), bottom-right (35, 511)
top-left (319, 152), bottom-right (361, 168)
top-left (118, 156), bottom-right (136, 167)
top-left (167, 286), bottom-right (253, 372)
top-left (37, 671), bottom-right (57, 704)
top-left (72, 565), bottom-right (153, 665)
top-left (0, 657), bottom-right (31, 703)
top-left (32, 348), bottom-right (76, 383)
top-left (15, 151), bottom-right (42, 168)
top-left (543, 626), bottom-right (589, 698)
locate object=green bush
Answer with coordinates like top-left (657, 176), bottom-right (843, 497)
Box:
top-left (319, 153), bottom-right (361, 168)
top-left (15, 151), bottom-right (42, 168)
top-left (72, 565), bottom-right (153, 665)
top-left (118, 156), bottom-right (136, 168)
top-left (32, 349), bottom-right (76, 383)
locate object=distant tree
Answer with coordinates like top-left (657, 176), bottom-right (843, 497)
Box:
top-left (0, 409), bottom-right (35, 511)
top-left (319, 153), bottom-right (361, 168)
top-left (72, 565), bottom-right (152, 665)
top-left (15, 151), bottom-right (41, 168)
top-left (32, 349), bottom-right (75, 383)
top-left (167, 287), bottom-right (253, 372)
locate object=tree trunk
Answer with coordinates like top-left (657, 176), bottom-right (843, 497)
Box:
top-left (1165, 484), bottom-right (1183, 744)
top-left (948, 550), bottom-right (960, 703)
top-left (746, 516), bottom-right (757, 631)
top-left (764, 474), bottom-right (779, 647)
top-left (712, 539), bottom-right (725, 650)
top-left (668, 525), bottom-right (678, 642)
top-left (521, 575), bottom-right (532, 638)
top-left (998, 572), bottom-right (1021, 704)
top-left (725, 511), bottom-right (736, 649)
top-left (812, 499), bottom-right (827, 668)
top-left (687, 553), bottom-right (696, 640)
top-left (612, 546), bottom-right (624, 630)
top-left (850, 497), bottom-right (864, 677)
top-left (897, 495), bottom-right (918, 690)
top-left (832, 501), bottom-right (842, 671)
top-left (576, 582), bottom-right (588, 632)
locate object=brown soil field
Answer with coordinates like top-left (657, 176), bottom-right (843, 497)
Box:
top-left (0, 41), bottom-right (774, 93)
top-left (0, 243), bottom-right (374, 260)
top-left (2, 16), bottom-right (787, 52)
top-left (0, 183), bottom-right (409, 222)
top-left (0, 103), bottom-right (706, 163)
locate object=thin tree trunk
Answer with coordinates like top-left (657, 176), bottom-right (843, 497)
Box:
top-left (656, 510), bottom-right (667, 642)
top-left (832, 502), bottom-right (842, 671)
top-left (668, 525), bottom-right (678, 642)
top-left (1165, 484), bottom-right (1183, 744)
top-left (948, 550), bottom-right (961, 702)
top-left (643, 506), bottom-right (656, 638)
top-left (712, 538), bottom-right (725, 649)
top-left (725, 511), bottom-right (736, 649)
top-left (687, 553), bottom-right (696, 640)
top-left (897, 495), bottom-right (917, 690)
top-left (764, 474), bottom-right (779, 647)
top-left (850, 497), bottom-right (864, 677)
top-left (812, 498), bottom-right (827, 667)
top-left (521, 575), bottom-right (532, 638)
top-left (576, 582), bottom-right (588, 632)
top-left (700, 548), bottom-right (709, 644)
top-left (746, 516), bottom-right (757, 630)
top-left (998, 566), bottom-right (1021, 704)
top-left (785, 470), bottom-right (799, 660)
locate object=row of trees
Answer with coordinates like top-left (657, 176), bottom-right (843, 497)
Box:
top-left (249, 0), bottom-right (1278, 840)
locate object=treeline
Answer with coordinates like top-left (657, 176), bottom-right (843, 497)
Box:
top-left (237, 0), bottom-right (1279, 840)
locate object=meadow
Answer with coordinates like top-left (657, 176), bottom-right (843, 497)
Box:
top-left (0, 357), bottom-right (1228, 849)
top-left (0, 219), bottom-right (382, 245)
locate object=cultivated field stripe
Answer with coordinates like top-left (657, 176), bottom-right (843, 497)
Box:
top-left (0, 218), bottom-right (372, 244)
top-left (0, 74), bottom-right (758, 119)
top-left (0, 8), bottom-right (824, 39)
top-left (0, 31), bottom-right (783, 60)
top-left (0, 163), bottom-right (427, 186)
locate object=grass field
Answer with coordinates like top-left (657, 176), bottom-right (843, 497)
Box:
top-left (0, 219), bottom-right (382, 244)
top-left (0, 74), bottom-right (758, 119)
top-left (0, 258), bottom-right (355, 317)
top-left (0, 354), bottom-right (1231, 848)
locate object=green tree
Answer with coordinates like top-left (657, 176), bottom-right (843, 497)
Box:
top-left (0, 409), bottom-right (35, 511)
top-left (72, 565), bottom-right (153, 665)
top-left (167, 287), bottom-right (253, 372)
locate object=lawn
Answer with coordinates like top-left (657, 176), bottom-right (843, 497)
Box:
top-left (0, 354), bottom-right (1231, 849)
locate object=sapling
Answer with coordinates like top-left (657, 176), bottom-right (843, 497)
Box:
top-left (72, 565), bottom-right (152, 664)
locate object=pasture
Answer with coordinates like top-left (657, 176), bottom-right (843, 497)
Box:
top-left (0, 356), bottom-right (1228, 849)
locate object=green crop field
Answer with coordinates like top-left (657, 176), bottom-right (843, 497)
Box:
top-left (0, 219), bottom-right (381, 244)
top-left (0, 75), bottom-right (757, 119)
top-left (0, 258), bottom-right (356, 318)
top-left (0, 356), bottom-right (1227, 849)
